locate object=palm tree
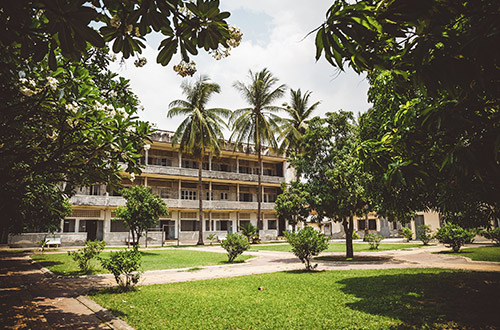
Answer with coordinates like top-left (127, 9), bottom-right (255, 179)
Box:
top-left (279, 89), bottom-right (320, 180)
top-left (167, 75), bottom-right (230, 245)
top-left (231, 68), bottom-right (286, 231)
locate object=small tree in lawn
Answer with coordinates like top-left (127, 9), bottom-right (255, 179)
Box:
top-left (221, 233), bottom-right (250, 263)
top-left (275, 181), bottom-right (310, 232)
top-left (114, 186), bottom-right (168, 249)
top-left (417, 224), bottom-right (433, 245)
top-left (434, 223), bottom-right (475, 252)
top-left (285, 226), bottom-right (329, 271)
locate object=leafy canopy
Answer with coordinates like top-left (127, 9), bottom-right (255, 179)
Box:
top-left (114, 185), bottom-right (169, 247)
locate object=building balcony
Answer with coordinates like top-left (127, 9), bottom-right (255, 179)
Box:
top-left (70, 194), bottom-right (276, 211)
top-left (142, 165), bottom-right (284, 184)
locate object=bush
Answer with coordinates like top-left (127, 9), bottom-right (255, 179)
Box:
top-left (481, 228), bottom-right (500, 246)
top-left (100, 249), bottom-right (142, 289)
top-left (207, 234), bottom-right (218, 246)
top-left (364, 232), bottom-right (383, 250)
top-left (285, 227), bottom-right (329, 271)
top-left (434, 223), bottom-right (475, 252)
top-left (221, 233), bottom-right (250, 263)
top-left (240, 222), bottom-right (258, 244)
top-left (352, 231), bottom-right (361, 240)
top-left (401, 227), bottom-right (413, 241)
top-left (417, 224), bottom-right (433, 245)
top-left (68, 240), bottom-right (106, 273)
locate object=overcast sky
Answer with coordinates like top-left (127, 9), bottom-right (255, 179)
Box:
top-left (109, 0), bottom-right (371, 137)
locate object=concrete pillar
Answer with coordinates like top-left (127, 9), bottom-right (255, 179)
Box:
top-left (144, 176), bottom-right (148, 187)
top-left (144, 144), bottom-right (150, 165)
top-left (236, 157), bottom-right (239, 173)
top-left (75, 219), bottom-right (80, 233)
top-left (178, 179), bottom-right (182, 200)
top-left (209, 181), bottom-right (212, 201)
top-left (178, 152), bottom-right (182, 168)
top-left (237, 183), bottom-right (240, 202)
top-left (282, 161), bottom-right (286, 178)
top-left (209, 154), bottom-right (212, 171)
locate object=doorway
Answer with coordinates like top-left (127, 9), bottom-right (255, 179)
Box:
top-left (79, 220), bottom-right (104, 241)
top-left (161, 220), bottom-right (176, 240)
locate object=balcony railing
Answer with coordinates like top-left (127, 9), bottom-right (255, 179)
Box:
top-left (70, 194), bottom-right (275, 211)
top-left (142, 165), bottom-right (284, 184)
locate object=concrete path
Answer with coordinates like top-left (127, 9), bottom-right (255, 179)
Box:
top-left (1, 243), bottom-right (499, 329)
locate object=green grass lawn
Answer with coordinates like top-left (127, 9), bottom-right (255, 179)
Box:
top-left (250, 242), bottom-right (423, 253)
top-left (437, 246), bottom-right (500, 262)
top-left (89, 268), bottom-right (500, 330)
top-left (31, 249), bottom-right (252, 276)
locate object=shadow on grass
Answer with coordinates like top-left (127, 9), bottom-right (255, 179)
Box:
top-left (315, 255), bottom-right (394, 263)
top-left (337, 271), bottom-right (500, 329)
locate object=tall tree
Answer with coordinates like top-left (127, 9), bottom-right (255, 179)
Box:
top-left (314, 0), bottom-right (500, 227)
top-left (291, 111), bottom-right (369, 258)
top-left (167, 75), bottom-right (230, 245)
top-left (231, 68), bottom-right (286, 231)
top-left (279, 89), bottom-right (320, 156)
top-left (279, 88), bottom-right (320, 180)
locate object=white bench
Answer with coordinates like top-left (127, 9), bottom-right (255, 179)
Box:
top-left (44, 236), bottom-right (61, 248)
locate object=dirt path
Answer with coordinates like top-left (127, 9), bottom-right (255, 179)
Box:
top-left (1, 244), bottom-right (499, 329)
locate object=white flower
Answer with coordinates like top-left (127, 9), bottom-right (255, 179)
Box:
top-left (47, 77), bottom-right (58, 90)
top-left (109, 90), bottom-right (117, 98)
top-left (19, 78), bottom-right (28, 84)
top-left (29, 79), bottom-right (36, 87)
top-left (20, 87), bottom-right (34, 97)
top-left (139, 105), bottom-right (144, 111)
top-left (65, 102), bottom-right (78, 113)
top-left (129, 173), bottom-right (135, 182)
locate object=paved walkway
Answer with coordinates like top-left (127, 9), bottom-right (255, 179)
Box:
top-left (1, 243), bottom-right (499, 329)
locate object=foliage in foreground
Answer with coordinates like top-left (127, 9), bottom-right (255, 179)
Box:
top-left (285, 227), bottom-right (329, 271)
top-left (434, 223), bottom-right (475, 252)
top-left (89, 269), bottom-right (500, 330)
top-left (221, 233), bottom-right (250, 263)
top-left (68, 240), bottom-right (106, 273)
top-left (100, 249), bottom-right (142, 289)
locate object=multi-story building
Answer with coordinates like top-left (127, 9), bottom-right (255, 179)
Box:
top-left (8, 130), bottom-right (293, 247)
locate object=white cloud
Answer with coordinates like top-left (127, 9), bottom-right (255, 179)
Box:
top-left (110, 0), bottom-right (371, 136)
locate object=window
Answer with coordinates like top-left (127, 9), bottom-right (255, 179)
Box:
top-left (392, 221), bottom-right (398, 230)
top-left (205, 191), bottom-right (213, 200)
top-left (264, 194), bottom-right (276, 203)
top-left (181, 190), bottom-right (197, 200)
top-left (220, 192), bottom-right (228, 200)
top-left (358, 220), bottom-right (366, 230)
top-left (89, 185), bottom-right (100, 195)
top-left (239, 166), bottom-right (251, 174)
top-left (239, 220), bottom-right (250, 229)
top-left (149, 157), bottom-right (172, 166)
top-left (63, 219), bottom-right (75, 232)
top-left (240, 193), bottom-right (252, 202)
top-left (368, 219), bottom-right (377, 230)
top-left (111, 220), bottom-right (129, 232)
top-left (181, 220), bottom-right (199, 231)
top-left (216, 220), bottom-right (232, 232)
top-left (264, 168), bottom-right (274, 176)
top-left (157, 187), bottom-right (170, 199)
top-left (267, 220), bottom-right (277, 230)
top-left (182, 160), bottom-right (197, 169)
top-left (205, 220), bottom-right (211, 231)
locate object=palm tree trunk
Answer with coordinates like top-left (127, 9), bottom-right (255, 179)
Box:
top-left (257, 149), bottom-right (263, 232)
top-left (197, 160), bottom-right (204, 245)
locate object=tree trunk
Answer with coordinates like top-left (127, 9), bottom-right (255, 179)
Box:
top-left (343, 217), bottom-right (354, 258)
top-left (197, 161), bottom-right (204, 245)
top-left (257, 149), bottom-right (263, 232)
